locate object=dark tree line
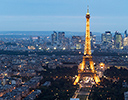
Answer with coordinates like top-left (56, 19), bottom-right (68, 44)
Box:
top-left (35, 66), bottom-right (78, 100)
top-left (89, 66), bottom-right (128, 100)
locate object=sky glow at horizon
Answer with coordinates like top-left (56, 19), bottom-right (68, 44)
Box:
top-left (0, 0), bottom-right (128, 33)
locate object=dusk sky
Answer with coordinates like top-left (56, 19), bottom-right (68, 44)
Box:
top-left (0, 0), bottom-right (128, 33)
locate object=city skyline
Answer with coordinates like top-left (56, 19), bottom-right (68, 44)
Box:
top-left (0, 0), bottom-right (128, 33)
top-left (0, 3), bottom-right (128, 99)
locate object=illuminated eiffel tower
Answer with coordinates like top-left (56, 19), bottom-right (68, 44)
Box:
top-left (74, 7), bottom-right (100, 85)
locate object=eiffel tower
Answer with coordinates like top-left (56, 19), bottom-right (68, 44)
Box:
top-left (74, 7), bottom-right (100, 85)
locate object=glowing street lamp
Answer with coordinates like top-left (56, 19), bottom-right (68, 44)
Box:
top-left (100, 63), bottom-right (105, 69)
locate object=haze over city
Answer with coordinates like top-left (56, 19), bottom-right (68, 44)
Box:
top-left (0, 0), bottom-right (128, 33)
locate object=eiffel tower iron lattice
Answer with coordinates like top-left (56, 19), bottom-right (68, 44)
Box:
top-left (74, 7), bottom-right (100, 85)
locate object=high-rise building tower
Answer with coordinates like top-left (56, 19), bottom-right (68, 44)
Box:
top-left (101, 33), bottom-right (106, 44)
top-left (58, 32), bottom-right (65, 44)
top-left (101, 31), bottom-right (112, 43)
top-left (124, 30), bottom-right (128, 38)
top-left (90, 32), bottom-right (96, 49)
top-left (114, 31), bottom-right (122, 49)
top-left (123, 37), bottom-right (128, 47)
top-left (51, 31), bottom-right (57, 44)
top-left (74, 7), bottom-right (100, 85)
top-left (101, 31), bottom-right (112, 49)
top-left (105, 31), bottom-right (112, 44)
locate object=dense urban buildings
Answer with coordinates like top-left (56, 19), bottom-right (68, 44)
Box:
top-left (0, 30), bottom-right (128, 99)
top-left (0, 29), bottom-right (127, 100)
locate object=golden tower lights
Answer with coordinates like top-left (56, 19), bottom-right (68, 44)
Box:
top-left (74, 7), bottom-right (100, 85)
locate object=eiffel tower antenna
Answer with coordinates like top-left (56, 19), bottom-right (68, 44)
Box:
top-left (87, 5), bottom-right (89, 13)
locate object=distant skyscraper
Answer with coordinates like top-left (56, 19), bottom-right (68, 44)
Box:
top-left (90, 32), bottom-right (96, 49)
top-left (124, 30), bottom-right (128, 38)
top-left (58, 32), bottom-right (65, 43)
top-left (123, 37), bottom-right (128, 47)
top-left (51, 31), bottom-right (57, 44)
top-left (105, 31), bottom-right (112, 44)
top-left (101, 31), bottom-right (112, 43)
top-left (101, 33), bottom-right (106, 44)
top-left (114, 31), bottom-right (122, 49)
top-left (101, 31), bottom-right (112, 49)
